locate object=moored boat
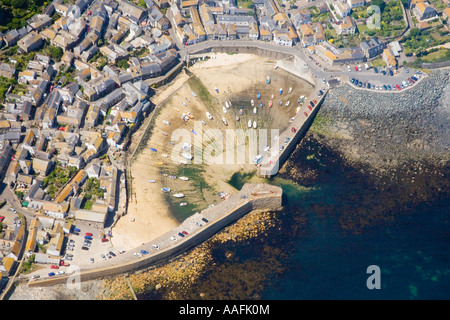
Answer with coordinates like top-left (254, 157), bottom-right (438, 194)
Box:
top-left (253, 121), bottom-right (257, 129)
top-left (206, 112), bottom-right (213, 120)
top-left (279, 88), bottom-right (283, 95)
top-left (285, 100), bottom-right (290, 107)
top-left (180, 202), bottom-right (188, 206)
top-left (173, 193), bottom-right (185, 198)
top-left (179, 177), bottom-right (189, 181)
top-left (253, 107), bottom-right (257, 114)
top-left (289, 87), bottom-right (293, 94)
top-left (248, 120), bottom-right (252, 128)
top-left (269, 101), bottom-right (273, 107)
top-left (266, 76), bottom-right (270, 84)
top-left (162, 120), bottom-right (171, 125)
top-left (223, 106), bottom-right (227, 113)
top-left (222, 117), bottom-right (228, 126)
top-left (251, 99), bottom-right (254, 106)
top-left (225, 101), bottom-right (230, 109)
top-left (161, 188), bottom-right (171, 192)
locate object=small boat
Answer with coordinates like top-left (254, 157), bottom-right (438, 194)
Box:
top-left (181, 101), bottom-right (187, 106)
top-left (162, 120), bottom-right (171, 125)
top-left (160, 131), bottom-right (168, 136)
top-left (236, 116), bottom-right (240, 121)
top-left (192, 91), bottom-right (197, 97)
top-left (156, 162), bottom-right (164, 165)
top-left (248, 120), bottom-right (252, 128)
top-left (150, 148), bottom-right (157, 152)
top-left (222, 117), bottom-right (228, 126)
top-left (173, 193), bottom-right (185, 198)
top-left (223, 106), bottom-right (227, 114)
top-left (206, 112), bottom-right (213, 120)
top-left (168, 175), bottom-right (177, 179)
top-left (169, 142), bottom-right (175, 145)
top-left (191, 129), bottom-right (197, 135)
top-left (215, 87), bottom-right (219, 93)
top-left (239, 109), bottom-right (243, 115)
top-left (285, 101), bottom-right (290, 107)
top-left (180, 202), bottom-right (188, 206)
top-left (266, 76), bottom-right (270, 84)
top-left (161, 188), bottom-right (171, 192)
top-left (201, 120), bottom-right (206, 125)
top-left (264, 146), bottom-right (271, 153)
top-left (175, 107), bottom-right (180, 112)
top-left (271, 94), bottom-right (274, 99)
top-left (225, 101), bottom-right (230, 109)
top-left (289, 87), bottom-right (293, 94)
top-left (290, 117), bottom-right (295, 123)
top-left (269, 101), bottom-right (273, 107)
top-left (253, 107), bottom-right (257, 114)
top-left (253, 121), bottom-right (257, 129)
top-left (179, 177), bottom-right (189, 181)
top-left (279, 88), bottom-right (283, 95)
top-left (182, 153), bottom-right (193, 160)
top-left (253, 154), bottom-right (263, 164)
top-left (161, 154), bottom-right (169, 158)
top-left (279, 101), bottom-right (283, 106)
top-left (183, 143), bottom-right (192, 151)
top-left (185, 97), bottom-right (190, 103)
top-left (257, 92), bottom-right (261, 99)
top-left (148, 180), bottom-right (156, 183)
top-left (259, 103), bottom-right (263, 108)
top-left (251, 100), bottom-right (254, 106)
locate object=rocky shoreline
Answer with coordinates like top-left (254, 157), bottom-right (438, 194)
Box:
top-left (311, 69), bottom-right (449, 169)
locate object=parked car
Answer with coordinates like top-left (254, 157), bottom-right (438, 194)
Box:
top-left (170, 236), bottom-right (177, 241)
top-left (0, 216), bottom-right (5, 222)
top-left (65, 256), bottom-right (73, 261)
top-left (178, 232), bottom-right (185, 237)
top-left (84, 236), bottom-right (92, 240)
top-left (57, 271), bottom-right (65, 275)
top-left (367, 83), bottom-right (371, 89)
top-left (82, 246), bottom-right (89, 251)
top-left (182, 231), bottom-right (189, 236)
top-left (90, 258), bottom-right (95, 263)
top-left (48, 272), bottom-right (55, 277)
top-left (101, 254), bottom-right (106, 260)
top-left (32, 274), bottom-right (40, 279)
top-left (85, 232), bottom-right (93, 237)
top-left (284, 137), bottom-right (290, 144)
top-left (141, 250), bottom-right (149, 255)
top-left (101, 238), bottom-right (109, 242)
top-left (50, 265), bottom-right (59, 269)
top-left (396, 85), bottom-right (401, 90)
top-left (109, 251), bottom-right (116, 257)
top-left (201, 218), bottom-right (209, 223)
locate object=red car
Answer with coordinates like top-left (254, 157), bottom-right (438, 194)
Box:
top-left (396, 85), bottom-right (401, 90)
top-left (313, 99), bottom-right (317, 104)
top-left (50, 265), bottom-right (59, 269)
top-left (101, 238), bottom-right (109, 243)
top-left (85, 232), bottom-right (93, 237)
top-left (0, 216), bottom-right (5, 222)
top-left (182, 231), bottom-right (189, 236)
top-left (308, 105), bottom-right (313, 111)
top-left (304, 112), bottom-right (308, 117)
top-left (354, 66), bottom-right (358, 71)
top-left (291, 127), bottom-right (297, 133)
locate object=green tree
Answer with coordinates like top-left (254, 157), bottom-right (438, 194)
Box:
top-left (50, 46), bottom-right (63, 62)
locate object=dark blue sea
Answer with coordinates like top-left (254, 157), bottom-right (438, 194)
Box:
top-left (258, 138), bottom-right (450, 300)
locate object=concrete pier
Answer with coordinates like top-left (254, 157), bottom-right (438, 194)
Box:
top-left (28, 183), bottom-right (282, 287)
top-left (257, 89), bottom-right (327, 178)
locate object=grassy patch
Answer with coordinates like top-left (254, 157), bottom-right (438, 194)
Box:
top-left (371, 58), bottom-right (387, 68)
top-left (419, 48), bottom-right (450, 63)
top-left (188, 75), bottom-right (215, 108)
top-left (310, 113), bottom-right (332, 136)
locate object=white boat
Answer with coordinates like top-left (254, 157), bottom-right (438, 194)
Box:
top-left (161, 188), bottom-right (171, 192)
top-left (251, 99), bottom-right (254, 106)
top-left (160, 131), bottom-right (168, 136)
top-left (296, 107), bottom-right (301, 113)
top-left (248, 120), bottom-right (252, 128)
top-left (253, 107), bottom-right (257, 114)
top-left (253, 154), bottom-right (263, 164)
top-left (162, 120), bottom-right (171, 125)
top-left (161, 154), bottom-right (169, 158)
top-left (182, 153), bottom-right (193, 160)
top-left (289, 87), bottom-right (293, 94)
top-left (285, 101), bottom-right (290, 107)
top-left (264, 146), bottom-right (271, 153)
top-left (223, 106), bottom-right (227, 114)
top-left (271, 94), bottom-right (274, 99)
top-left (222, 117), bottom-right (228, 126)
top-left (148, 180), bottom-right (156, 183)
top-left (253, 121), bottom-right (257, 129)
top-left (206, 112), bottom-right (213, 120)
top-left (180, 202), bottom-right (188, 206)
top-left (173, 193), bottom-right (185, 198)
top-left (179, 177), bottom-right (189, 181)
top-left (225, 101), bottom-right (230, 109)
top-left (183, 143), bottom-right (192, 151)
